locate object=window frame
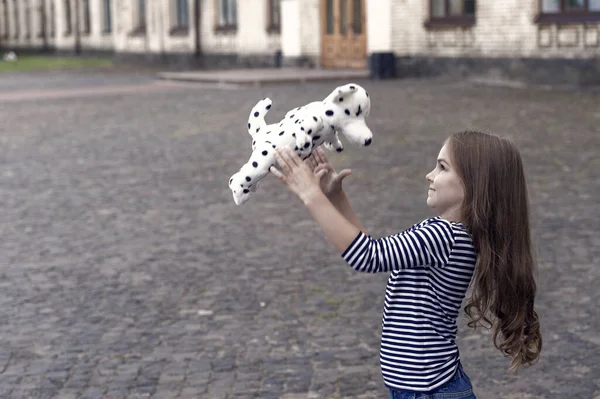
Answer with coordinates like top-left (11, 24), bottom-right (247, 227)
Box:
top-left (2, 0), bottom-right (9, 39)
top-left (64, 0), bottom-right (72, 35)
top-left (130, 0), bottom-right (146, 36)
top-left (81, 0), bottom-right (91, 35)
top-left (424, 0), bottom-right (476, 28)
top-left (170, 0), bottom-right (190, 36)
top-left (102, 0), bottom-right (111, 34)
top-left (266, 0), bottom-right (280, 34)
top-left (535, 0), bottom-right (600, 24)
top-left (37, 0), bottom-right (45, 38)
top-left (215, 0), bottom-right (237, 33)
top-left (24, 0), bottom-right (31, 39)
top-left (13, 0), bottom-right (19, 39)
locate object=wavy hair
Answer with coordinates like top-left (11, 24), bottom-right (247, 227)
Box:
top-left (447, 131), bottom-right (542, 371)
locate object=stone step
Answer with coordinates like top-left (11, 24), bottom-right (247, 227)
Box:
top-left (157, 67), bottom-right (370, 85)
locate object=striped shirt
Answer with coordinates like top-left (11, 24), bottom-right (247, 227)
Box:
top-left (341, 216), bottom-right (476, 391)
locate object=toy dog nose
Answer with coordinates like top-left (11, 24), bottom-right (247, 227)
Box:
top-left (364, 138), bottom-right (372, 146)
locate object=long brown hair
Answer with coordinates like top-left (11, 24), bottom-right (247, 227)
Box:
top-left (447, 131), bottom-right (542, 371)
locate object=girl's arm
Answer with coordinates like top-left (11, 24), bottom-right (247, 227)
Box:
top-left (302, 189), bottom-right (362, 254)
top-left (270, 148), bottom-right (361, 254)
top-left (328, 189), bottom-right (367, 233)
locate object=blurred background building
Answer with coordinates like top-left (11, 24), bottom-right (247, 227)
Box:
top-left (0, 0), bottom-right (598, 84)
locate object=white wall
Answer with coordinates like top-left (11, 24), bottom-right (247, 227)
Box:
top-left (281, 0), bottom-right (302, 57)
top-left (367, 0), bottom-right (392, 52)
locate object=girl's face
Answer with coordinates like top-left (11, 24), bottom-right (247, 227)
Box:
top-left (425, 143), bottom-right (465, 222)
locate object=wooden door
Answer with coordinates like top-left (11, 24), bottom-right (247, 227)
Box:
top-left (321, 0), bottom-right (367, 69)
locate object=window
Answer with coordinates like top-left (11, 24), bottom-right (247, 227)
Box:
top-left (267, 0), bottom-right (280, 33)
top-left (50, 0), bottom-right (55, 36)
top-left (170, 0), bottom-right (189, 35)
top-left (13, 0), bottom-right (18, 38)
top-left (25, 1), bottom-right (31, 38)
top-left (37, 0), bottom-right (44, 38)
top-left (82, 0), bottom-right (90, 34)
top-left (2, 0), bottom-right (8, 39)
top-left (138, 0), bottom-right (146, 27)
top-left (352, 0), bottom-right (363, 34)
top-left (216, 0), bottom-right (236, 31)
top-left (103, 0), bottom-right (111, 33)
top-left (131, 0), bottom-right (146, 34)
top-left (426, 0), bottom-right (476, 27)
top-left (64, 0), bottom-right (71, 35)
top-left (175, 0), bottom-right (189, 27)
top-left (537, 0), bottom-right (600, 23)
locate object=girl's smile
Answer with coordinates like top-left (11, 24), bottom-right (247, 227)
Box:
top-left (425, 143), bottom-right (464, 222)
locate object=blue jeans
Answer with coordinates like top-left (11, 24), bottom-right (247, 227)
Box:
top-left (388, 363), bottom-right (476, 399)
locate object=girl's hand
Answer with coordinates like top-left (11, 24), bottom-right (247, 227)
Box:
top-left (270, 148), bottom-right (327, 204)
top-left (304, 146), bottom-right (352, 199)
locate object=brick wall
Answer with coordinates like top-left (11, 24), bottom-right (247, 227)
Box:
top-left (391, 0), bottom-right (600, 59)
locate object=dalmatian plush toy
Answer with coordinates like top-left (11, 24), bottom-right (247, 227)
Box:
top-left (228, 83), bottom-right (373, 206)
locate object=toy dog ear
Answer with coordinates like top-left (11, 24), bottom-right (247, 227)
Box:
top-left (325, 83), bottom-right (359, 102)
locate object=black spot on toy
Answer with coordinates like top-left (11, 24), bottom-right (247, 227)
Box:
top-left (262, 150), bottom-right (268, 156)
top-left (252, 161), bottom-right (258, 167)
top-left (254, 112), bottom-right (259, 117)
top-left (325, 110), bottom-right (334, 116)
top-left (345, 109), bottom-right (350, 115)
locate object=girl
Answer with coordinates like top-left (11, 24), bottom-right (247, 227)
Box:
top-left (269, 131), bottom-right (542, 398)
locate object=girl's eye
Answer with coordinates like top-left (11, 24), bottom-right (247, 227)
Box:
top-left (439, 163), bottom-right (445, 171)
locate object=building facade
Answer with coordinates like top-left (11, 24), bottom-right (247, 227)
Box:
top-left (0, 0), bottom-right (599, 84)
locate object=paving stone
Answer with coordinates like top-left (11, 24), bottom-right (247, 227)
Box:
top-left (0, 71), bottom-right (597, 399)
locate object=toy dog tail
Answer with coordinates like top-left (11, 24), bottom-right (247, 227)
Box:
top-left (247, 98), bottom-right (272, 137)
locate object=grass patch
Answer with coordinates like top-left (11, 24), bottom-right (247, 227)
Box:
top-left (0, 55), bottom-right (114, 72)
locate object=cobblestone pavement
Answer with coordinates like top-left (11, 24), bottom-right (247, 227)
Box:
top-left (0, 71), bottom-right (598, 399)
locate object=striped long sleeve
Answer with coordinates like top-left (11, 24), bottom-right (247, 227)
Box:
top-left (342, 217), bottom-right (456, 273)
top-left (340, 217), bottom-right (477, 392)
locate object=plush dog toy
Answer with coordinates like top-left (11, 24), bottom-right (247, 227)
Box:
top-left (228, 83), bottom-right (373, 206)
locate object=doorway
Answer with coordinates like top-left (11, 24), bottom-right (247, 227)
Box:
top-left (321, 0), bottom-right (367, 68)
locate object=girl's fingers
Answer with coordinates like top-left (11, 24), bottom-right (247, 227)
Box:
top-left (269, 166), bottom-right (286, 182)
top-left (275, 150), bottom-right (292, 174)
top-left (305, 155), bottom-right (317, 170)
top-left (315, 169), bottom-right (327, 180)
top-left (282, 148), bottom-right (302, 167)
top-left (314, 164), bottom-right (330, 175)
top-left (315, 146), bottom-right (327, 164)
top-left (337, 169), bottom-right (352, 179)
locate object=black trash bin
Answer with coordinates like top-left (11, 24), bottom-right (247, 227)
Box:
top-left (370, 52), bottom-right (396, 79)
top-left (274, 50), bottom-right (283, 68)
